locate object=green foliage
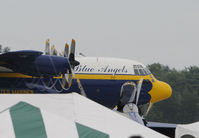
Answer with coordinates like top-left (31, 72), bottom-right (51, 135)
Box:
top-left (3, 47), bottom-right (10, 53)
top-left (0, 45), bottom-right (2, 53)
top-left (146, 64), bottom-right (199, 124)
top-left (0, 45), bottom-right (10, 53)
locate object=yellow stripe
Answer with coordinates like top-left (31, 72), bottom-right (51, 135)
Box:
top-left (0, 73), bottom-right (151, 80)
top-left (0, 72), bottom-right (172, 105)
top-left (0, 73), bottom-right (32, 78)
top-left (74, 74), bottom-right (151, 80)
top-left (0, 73), bottom-right (63, 79)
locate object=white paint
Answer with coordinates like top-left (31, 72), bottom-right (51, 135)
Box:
top-left (75, 57), bottom-right (147, 75)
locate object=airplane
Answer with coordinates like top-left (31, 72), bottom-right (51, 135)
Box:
top-left (0, 39), bottom-right (172, 116)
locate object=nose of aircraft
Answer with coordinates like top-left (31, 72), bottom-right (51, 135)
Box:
top-left (149, 80), bottom-right (172, 103)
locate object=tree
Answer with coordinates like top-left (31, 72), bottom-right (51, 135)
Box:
top-left (0, 45), bottom-right (10, 53)
top-left (0, 45), bottom-right (2, 53)
top-left (146, 63), bottom-right (199, 124)
top-left (3, 47), bottom-right (10, 53)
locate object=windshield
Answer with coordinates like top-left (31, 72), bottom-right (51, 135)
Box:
top-left (133, 65), bottom-right (151, 76)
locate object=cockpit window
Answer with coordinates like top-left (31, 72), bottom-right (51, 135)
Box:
top-left (133, 65), bottom-right (139, 75)
top-left (142, 69), bottom-right (147, 75)
top-left (139, 69), bottom-right (145, 75)
top-left (133, 65), bottom-right (151, 76)
top-left (138, 65), bottom-right (143, 68)
top-left (144, 68), bottom-right (151, 75)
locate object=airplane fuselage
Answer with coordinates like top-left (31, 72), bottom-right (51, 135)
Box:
top-left (0, 57), bottom-right (172, 108)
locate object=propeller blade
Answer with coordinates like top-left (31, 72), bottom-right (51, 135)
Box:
top-left (61, 70), bottom-right (72, 88)
top-left (45, 39), bottom-right (50, 55)
top-left (51, 45), bottom-right (58, 56)
top-left (70, 39), bottom-right (75, 56)
top-left (136, 78), bottom-right (143, 105)
top-left (59, 51), bottom-right (64, 56)
top-left (69, 39), bottom-right (80, 68)
top-left (62, 74), bottom-right (68, 88)
top-left (64, 43), bottom-right (69, 57)
top-left (68, 73), bottom-right (72, 87)
top-left (69, 39), bottom-right (75, 62)
top-left (50, 45), bottom-right (54, 55)
top-left (60, 39), bottom-right (79, 90)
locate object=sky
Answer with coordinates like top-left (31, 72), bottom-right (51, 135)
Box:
top-left (0, 0), bottom-right (199, 70)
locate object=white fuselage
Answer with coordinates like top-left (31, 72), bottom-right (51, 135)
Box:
top-left (75, 57), bottom-right (151, 76)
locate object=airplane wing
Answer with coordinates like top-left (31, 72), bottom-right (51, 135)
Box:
top-left (0, 50), bottom-right (42, 73)
top-left (0, 50), bottom-right (42, 67)
top-left (0, 50), bottom-right (71, 77)
top-left (0, 50), bottom-right (42, 60)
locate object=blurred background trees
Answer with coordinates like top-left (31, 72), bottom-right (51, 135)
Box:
top-left (0, 45), bottom-right (10, 53)
top-left (146, 63), bottom-right (199, 124)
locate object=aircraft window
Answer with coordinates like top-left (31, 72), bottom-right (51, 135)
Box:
top-left (143, 69), bottom-right (147, 75)
top-left (133, 65), bottom-right (139, 75)
top-left (144, 68), bottom-right (151, 75)
top-left (138, 65), bottom-right (143, 68)
top-left (139, 69), bottom-right (145, 75)
top-left (134, 69), bottom-right (139, 75)
top-left (133, 65), bottom-right (151, 75)
top-left (133, 65), bottom-right (138, 69)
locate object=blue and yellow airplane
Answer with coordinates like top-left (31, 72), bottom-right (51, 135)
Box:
top-left (0, 39), bottom-right (172, 111)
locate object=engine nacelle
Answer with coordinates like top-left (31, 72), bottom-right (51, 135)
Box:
top-left (32, 55), bottom-right (71, 76)
top-left (0, 50), bottom-right (71, 77)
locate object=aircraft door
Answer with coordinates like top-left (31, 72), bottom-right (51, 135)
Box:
top-left (117, 82), bottom-right (136, 111)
